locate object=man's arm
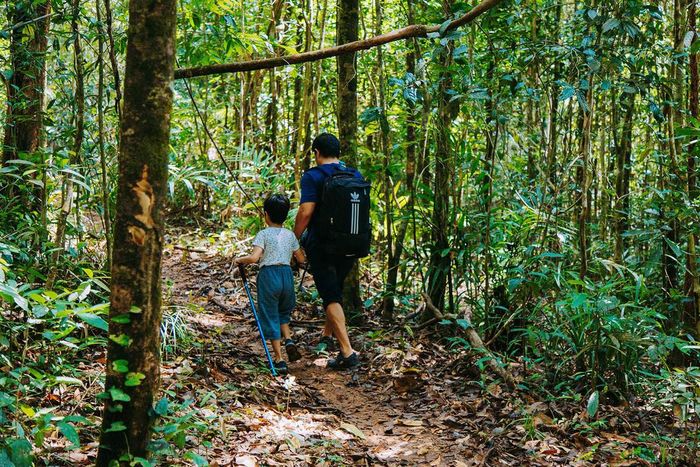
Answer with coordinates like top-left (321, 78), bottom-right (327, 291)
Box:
top-left (294, 202), bottom-right (315, 239)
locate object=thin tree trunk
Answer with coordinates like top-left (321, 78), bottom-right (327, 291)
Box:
top-left (97, 0), bottom-right (112, 269)
top-left (265, 0), bottom-right (285, 155)
top-left (526, 2), bottom-right (538, 185)
top-left (577, 7), bottom-right (598, 279)
top-left (383, 0), bottom-right (418, 318)
top-left (427, 40), bottom-right (457, 313)
top-left (685, 0), bottom-right (700, 338)
top-left (312, 0), bottom-right (329, 134)
top-left (545, 2), bottom-right (563, 194)
top-left (103, 0), bottom-right (122, 123)
top-left (46, 0), bottom-right (84, 289)
top-left (614, 91), bottom-right (635, 263)
top-left (96, 0), bottom-right (176, 462)
top-left (372, 0), bottom-right (393, 321)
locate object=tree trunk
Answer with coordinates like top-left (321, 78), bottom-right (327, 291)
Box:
top-left (576, 87), bottom-right (592, 279)
top-left (2, 0), bottom-right (50, 213)
top-left (383, 0), bottom-right (418, 319)
top-left (545, 2), bottom-right (563, 194)
top-left (613, 91), bottom-right (635, 263)
top-left (46, 0), bottom-right (84, 290)
top-left (427, 44), bottom-right (456, 313)
top-left (526, 2), bottom-right (538, 185)
top-left (97, 0), bottom-right (112, 269)
top-left (337, 0), bottom-right (362, 316)
top-left (685, 0), bottom-right (700, 338)
top-left (481, 56), bottom-right (498, 324)
top-left (103, 0), bottom-right (122, 123)
top-left (96, 0), bottom-right (176, 463)
top-left (373, 0), bottom-right (393, 321)
top-left (337, 0), bottom-right (359, 162)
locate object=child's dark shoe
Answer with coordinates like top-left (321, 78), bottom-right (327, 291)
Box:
top-left (285, 339), bottom-right (302, 362)
top-left (274, 361), bottom-right (288, 375)
top-left (327, 352), bottom-right (360, 370)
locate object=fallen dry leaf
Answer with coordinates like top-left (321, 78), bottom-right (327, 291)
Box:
top-left (340, 422), bottom-right (367, 439)
top-left (235, 455), bottom-right (258, 466)
top-left (399, 418), bottom-right (423, 427)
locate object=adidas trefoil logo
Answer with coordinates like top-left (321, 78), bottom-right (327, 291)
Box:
top-left (350, 192), bottom-right (360, 202)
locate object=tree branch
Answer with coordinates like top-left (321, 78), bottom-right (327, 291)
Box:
top-left (174, 0), bottom-right (503, 79)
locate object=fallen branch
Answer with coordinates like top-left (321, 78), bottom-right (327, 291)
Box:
top-left (172, 245), bottom-right (207, 253)
top-left (422, 293), bottom-right (516, 389)
top-left (208, 296), bottom-right (237, 313)
top-left (174, 0), bottom-right (503, 79)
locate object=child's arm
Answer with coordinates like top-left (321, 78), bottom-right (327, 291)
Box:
top-left (235, 246), bottom-right (263, 265)
top-left (293, 248), bottom-right (306, 265)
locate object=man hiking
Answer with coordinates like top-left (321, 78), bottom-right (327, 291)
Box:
top-left (294, 133), bottom-right (371, 370)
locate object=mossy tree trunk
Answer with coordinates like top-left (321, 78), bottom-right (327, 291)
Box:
top-left (96, 0), bottom-right (176, 463)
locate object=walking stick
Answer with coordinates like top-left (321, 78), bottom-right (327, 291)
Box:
top-left (238, 264), bottom-right (277, 377)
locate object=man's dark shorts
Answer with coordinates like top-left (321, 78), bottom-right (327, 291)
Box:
top-left (306, 246), bottom-right (355, 309)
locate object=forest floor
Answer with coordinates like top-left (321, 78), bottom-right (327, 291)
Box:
top-left (39, 231), bottom-right (698, 466)
top-left (145, 233), bottom-right (697, 466)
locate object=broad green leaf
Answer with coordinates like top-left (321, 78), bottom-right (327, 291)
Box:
top-left (109, 334), bottom-right (132, 347)
top-left (602, 18), bottom-right (620, 32)
top-left (112, 360), bottom-right (129, 373)
top-left (77, 312), bottom-right (108, 331)
top-left (7, 438), bottom-right (33, 467)
top-left (154, 398), bottom-right (169, 416)
top-left (587, 391), bottom-right (599, 418)
top-left (109, 388), bottom-right (131, 402)
top-left (125, 372), bottom-right (146, 387)
top-left (57, 421), bottom-right (80, 449)
top-left (55, 376), bottom-right (83, 386)
top-left (185, 452), bottom-right (209, 466)
top-left (105, 421), bottom-right (127, 433)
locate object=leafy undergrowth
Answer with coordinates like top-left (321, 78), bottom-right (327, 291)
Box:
top-left (4, 231), bottom-right (698, 466)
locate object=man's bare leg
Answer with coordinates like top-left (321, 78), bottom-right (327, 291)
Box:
top-left (322, 319), bottom-right (334, 338)
top-left (326, 302), bottom-right (354, 357)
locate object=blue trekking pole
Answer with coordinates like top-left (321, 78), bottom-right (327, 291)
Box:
top-left (238, 264), bottom-right (277, 377)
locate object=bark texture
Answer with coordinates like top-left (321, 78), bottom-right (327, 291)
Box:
top-left (337, 0), bottom-right (363, 316)
top-left (96, 0), bottom-right (176, 463)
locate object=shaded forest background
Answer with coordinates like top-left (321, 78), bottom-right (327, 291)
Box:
top-left (0, 0), bottom-right (699, 464)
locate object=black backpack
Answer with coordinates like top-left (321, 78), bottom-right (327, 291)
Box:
top-left (315, 166), bottom-right (371, 257)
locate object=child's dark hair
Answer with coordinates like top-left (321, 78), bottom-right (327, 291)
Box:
top-left (311, 133), bottom-right (341, 158)
top-left (264, 193), bottom-right (291, 224)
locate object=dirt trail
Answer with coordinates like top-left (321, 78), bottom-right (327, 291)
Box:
top-left (162, 248), bottom-right (482, 466)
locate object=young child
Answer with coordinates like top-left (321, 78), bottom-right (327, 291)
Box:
top-left (235, 193), bottom-right (305, 375)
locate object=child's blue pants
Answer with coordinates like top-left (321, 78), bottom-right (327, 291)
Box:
top-left (256, 265), bottom-right (295, 341)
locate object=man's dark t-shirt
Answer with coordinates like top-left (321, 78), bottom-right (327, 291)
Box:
top-left (299, 162), bottom-right (364, 307)
top-left (299, 162), bottom-right (363, 247)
